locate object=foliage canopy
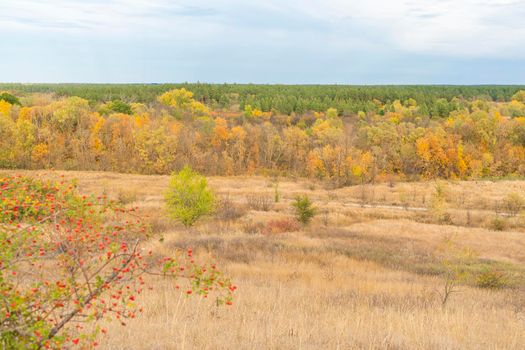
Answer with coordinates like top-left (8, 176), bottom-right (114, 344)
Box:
top-left (165, 166), bottom-right (215, 227)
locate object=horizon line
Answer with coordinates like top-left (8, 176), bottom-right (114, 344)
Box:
top-left (2, 82), bottom-right (525, 87)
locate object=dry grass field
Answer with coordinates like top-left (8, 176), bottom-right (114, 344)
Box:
top-left (3, 170), bottom-right (525, 349)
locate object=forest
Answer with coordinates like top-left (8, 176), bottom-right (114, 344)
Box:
top-left (0, 85), bottom-right (524, 184)
top-left (1, 83), bottom-right (524, 115)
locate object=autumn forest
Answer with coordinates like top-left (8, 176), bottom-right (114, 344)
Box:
top-left (1, 84), bottom-right (524, 184)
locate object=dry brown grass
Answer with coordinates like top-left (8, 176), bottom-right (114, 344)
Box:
top-left (3, 169), bottom-right (525, 349)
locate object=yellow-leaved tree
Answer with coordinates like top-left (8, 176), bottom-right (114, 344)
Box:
top-left (158, 88), bottom-right (209, 118)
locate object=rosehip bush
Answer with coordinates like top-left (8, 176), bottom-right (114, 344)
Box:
top-left (0, 175), bottom-right (234, 349)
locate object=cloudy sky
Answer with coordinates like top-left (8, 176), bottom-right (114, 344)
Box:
top-left (1, 0), bottom-right (524, 84)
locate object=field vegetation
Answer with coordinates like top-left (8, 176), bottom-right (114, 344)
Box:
top-left (0, 85), bottom-right (524, 348)
top-left (1, 169), bottom-right (523, 349)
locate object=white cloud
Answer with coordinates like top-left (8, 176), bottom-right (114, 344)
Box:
top-left (0, 0), bottom-right (222, 37)
top-left (290, 0), bottom-right (525, 56)
top-left (0, 0), bottom-right (524, 57)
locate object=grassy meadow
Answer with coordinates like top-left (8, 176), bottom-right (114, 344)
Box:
top-left (3, 169), bottom-right (523, 349)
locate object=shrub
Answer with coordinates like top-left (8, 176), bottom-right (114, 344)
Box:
top-left (490, 216), bottom-right (507, 231)
top-left (274, 182), bottom-right (281, 203)
top-left (439, 212), bottom-right (453, 225)
top-left (292, 195), bottom-right (316, 225)
top-left (264, 218), bottom-right (300, 234)
top-left (117, 189), bottom-right (138, 205)
top-left (504, 192), bottom-right (524, 217)
top-left (476, 268), bottom-right (508, 289)
top-left (106, 99), bottom-right (133, 114)
top-left (435, 238), bottom-right (476, 307)
top-left (241, 220), bottom-right (265, 235)
top-left (399, 189), bottom-right (410, 210)
top-left (216, 195), bottom-right (246, 221)
top-left (165, 166), bottom-right (215, 227)
top-left (429, 182), bottom-right (450, 223)
top-left (0, 91), bottom-right (21, 105)
top-left (246, 193), bottom-right (273, 211)
top-left (99, 99), bottom-right (133, 115)
top-left (0, 175), bottom-right (233, 349)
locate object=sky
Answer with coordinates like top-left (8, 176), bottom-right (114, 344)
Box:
top-left (0, 0), bottom-right (524, 84)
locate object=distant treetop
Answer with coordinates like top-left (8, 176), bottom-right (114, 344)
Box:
top-left (0, 91), bottom-right (21, 105)
top-left (0, 83), bottom-right (523, 115)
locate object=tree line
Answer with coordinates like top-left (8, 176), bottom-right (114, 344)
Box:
top-left (1, 83), bottom-right (524, 116)
top-left (0, 88), bottom-right (524, 185)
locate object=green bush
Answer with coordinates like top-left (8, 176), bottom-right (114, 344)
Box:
top-left (476, 268), bottom-right (508, 289)
top-left (292, 195), bottom-right (316, 225)
top-left (0, 92), bottom-right (21, 105)
top-left (108, 99), bottom-right (132, 114)
top-left (165, 166), bottom-right (215, 227)
top-left (100, 99), bottom-right (133, 115)
top-left (490, 216), bottom-right (506, 231)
